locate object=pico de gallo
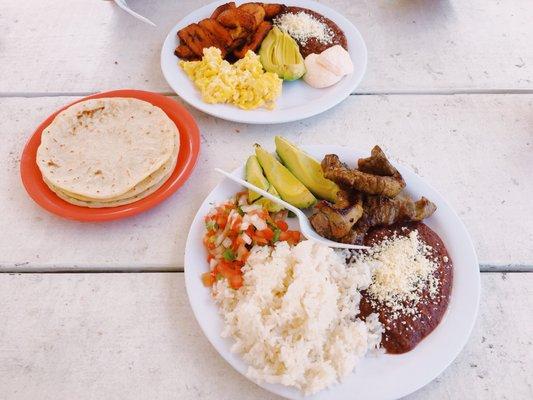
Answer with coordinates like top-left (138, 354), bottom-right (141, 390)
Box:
top-left (201, 192), bottom-right (301, 290)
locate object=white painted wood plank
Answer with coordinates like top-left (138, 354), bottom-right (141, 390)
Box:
top-left (0, 94), bottom-right (531, 270)
top-left (0, 0), bottom-right (531, 93)
top-left (0, 272), bottom-right (530, 399)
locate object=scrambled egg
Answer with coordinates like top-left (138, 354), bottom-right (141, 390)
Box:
top-left (180, 47), bottom-right (282, 110)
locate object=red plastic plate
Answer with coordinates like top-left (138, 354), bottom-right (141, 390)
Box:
top-left (20, 89), bottom-right (200, 222)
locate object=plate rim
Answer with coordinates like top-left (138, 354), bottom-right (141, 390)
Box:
top-left (183, 144), bottom-right (481, 400)
top-left (19, 89), bottom-right (201, 222)
top-left (160, 0), bottom-right (368, 124)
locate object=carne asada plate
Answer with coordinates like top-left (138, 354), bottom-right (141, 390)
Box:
top-left (184, 144), bottom-right (480, 399)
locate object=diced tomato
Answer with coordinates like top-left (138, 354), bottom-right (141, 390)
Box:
top-left (232, 236), bottom-right (244, 251)
top-left (290, 231), bottom-right (301, 243)
top-left (275, 220), bottom-right (289, 232)
top-left (236, 244), bottom-right (249, 261)
top-left (278, 230), bottom-right (301, 244)
top-left (278, 231), bottom-right (291, 242)
top-left (250, 209), bottom-right (268, 220)
top-left (228, 274), bottom-right (243, 289)
top-left (201, 272), bottom-right (215, 287)
top-left (216, 214), bottom-right (227, 228)
top-left (253, 236), bottom-right (269, 245)
top-left (231, 260), bottom-right (244, 270)
top-left (215, 261), bottom-right (231, 278)
top-left (256, 228), bottom-right (274, 241)
top-left (230, 216), bottom-right (242, 233)
top-left (203, 192), bottom-right (303, 291)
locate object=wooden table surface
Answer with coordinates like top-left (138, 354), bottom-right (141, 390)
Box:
top-left (0, 0), bottom-right (531, 399)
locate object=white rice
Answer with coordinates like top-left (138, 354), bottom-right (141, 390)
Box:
top-left (213, 240), bottom-right (383, 395)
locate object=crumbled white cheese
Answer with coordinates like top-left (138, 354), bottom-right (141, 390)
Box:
top-left (349, 230), bottom-right (440, 320)
top-left (274, 12), bottom-right (334, 46)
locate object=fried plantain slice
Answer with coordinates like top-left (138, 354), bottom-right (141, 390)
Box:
top-left (233, 20), bottom-right (272, 59)
top-left (238, 3), bottom-right (266, 26)
top-left (174, 44), bottom-right (199, 60)
top-left (178, 23), bottom-right (216, 58)
top-left (262, 3), bottom-right (286, 20)
top-left (193, 20), bottom-right (229, 57)
top-left (227, 37), bottom-right (246, 51)
top-left (210, 2), bottom-right (236, 19)
top-left (198, 18), bottom-right (233, 48)
top-left (217, 8), bottom-right (257, 35)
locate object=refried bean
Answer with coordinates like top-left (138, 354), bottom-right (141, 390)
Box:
top-left (275, 7), bottom-right (348, 58)
top-left (358, 222), bottom-right (453, 354)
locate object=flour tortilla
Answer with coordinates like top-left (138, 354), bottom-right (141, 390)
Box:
top-left (46, 145), bottom-right (179, 208)
top-left (47, 130), bottom-right (179, 203)
top-left (36, 98), bottom-right (178, 200)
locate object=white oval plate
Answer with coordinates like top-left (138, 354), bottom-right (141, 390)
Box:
top-left (184, 145), bottom-right (480, 400)
top-left (161, 0), bottom-right (367, 124)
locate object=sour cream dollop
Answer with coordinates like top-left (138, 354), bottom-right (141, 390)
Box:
top-left (303, 45), bottom-right (354, 88)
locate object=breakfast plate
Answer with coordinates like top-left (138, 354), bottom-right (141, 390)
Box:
top-left (20, 89), bottom-right (200, 222)
top-left (184, 145), bottom-right (480, 400)
top-left (161, 0), bottom-right (367, 124)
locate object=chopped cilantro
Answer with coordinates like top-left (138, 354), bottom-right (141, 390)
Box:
top-left (223, 248), bottom-right (236, 261)
top-left (205, 220), bottom-right (218, 230)
top-left (267, 220), bottom-right (277, 230)
top-left (272, 228), bottom-right (281, 242)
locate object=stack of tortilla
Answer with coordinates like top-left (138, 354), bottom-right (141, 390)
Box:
top-left (36, 98), bottom-right (180, 208)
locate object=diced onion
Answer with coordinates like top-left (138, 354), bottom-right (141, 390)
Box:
top-left (241, 204), bottom-right (262, 213)
top-left (238, 194), bottom-right (248, 206)
top-left (241, 233), bottom-right (252, 245)
top-left (215, 234), bottom-right (225, 247)
top-left (222, 237), bottom-right (232, 248)
top-left (250, 214), bottom-right (267, 231)
top-left (241, 215), bottom-right (251, 231)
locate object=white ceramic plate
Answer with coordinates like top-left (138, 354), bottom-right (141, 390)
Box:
top-left (184, 145), bottom-right (480, 400)
top-left (161, 0), bottom-right (367, 124)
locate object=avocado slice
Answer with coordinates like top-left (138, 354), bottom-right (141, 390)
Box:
top-left (259, 27), bottom-right (306, 81)
top-left (275, 136), bottom-right (339, 202)
top-left (253, 185), bottom-right (284, 212)
top-left (245, 155), bottom-right (269, 203)
top-left (246, 155), bottom-right (283, 212)
top-left (255, 144), bottom-right (316, 209)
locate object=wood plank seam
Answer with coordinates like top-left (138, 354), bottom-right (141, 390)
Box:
top-left (1, 90), bottom-right (533, 98)
top-left (0, 267), bottom-right (531, 274)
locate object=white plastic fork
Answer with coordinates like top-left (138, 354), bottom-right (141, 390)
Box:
top-left (215, 168), bottom-right (369, 250)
